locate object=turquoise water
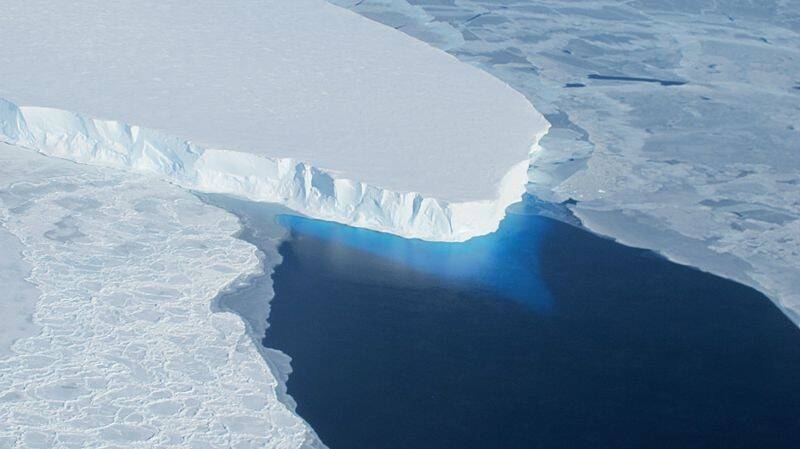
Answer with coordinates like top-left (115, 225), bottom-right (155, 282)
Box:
top-left (262, 198), bottom-right (800, 449)
top-left (275, 209), bottom-right (553, 311)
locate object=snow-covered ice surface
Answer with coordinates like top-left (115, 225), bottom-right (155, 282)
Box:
top-left (0, 144), bottom-right (322, 448)
top-left (0, 229), bottom-right (39, 360)
top-left (0, 0), bottom-right (547, 241)
top-left (331, 0), bottom-right (800, 325)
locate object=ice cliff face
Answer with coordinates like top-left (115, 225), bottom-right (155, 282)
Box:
top-left (0, 98), bottom-right (544, 242)
top-left (0, 0), bottom-right (548, 234)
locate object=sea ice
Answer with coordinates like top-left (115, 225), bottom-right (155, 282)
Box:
top-left (0, 229), bottom-right (39, 359)
top-left (0, 143), bottom-right (323, 448)
top-left (333, 0), bottom-right (800, 325)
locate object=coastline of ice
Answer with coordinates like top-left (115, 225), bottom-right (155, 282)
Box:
top-left (0, 0), bottom-right (548, 242)
top-left (0, 98), bottom-right (540, 242)
top-left (331, 0), bottom-right (800, 326)
top-left (198, 194), bottom-right (305, 414)
top-left (0, 0), bottom-right (556, 444)
top-left (0, 144), bottom-right (323, 448)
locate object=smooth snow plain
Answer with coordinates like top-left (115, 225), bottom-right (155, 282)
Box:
top-left (0, 144), bottom-right (322, 448)
top-left (0, 0), bottom-right (547, 241)
top-left (332, 0), bottom-right (800, 325)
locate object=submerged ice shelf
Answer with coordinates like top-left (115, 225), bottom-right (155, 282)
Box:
top-left (0, 0), bottom-right (548, 242)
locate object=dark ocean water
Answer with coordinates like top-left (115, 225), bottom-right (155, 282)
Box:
top-left (248, 198), bottom-right (800, 449)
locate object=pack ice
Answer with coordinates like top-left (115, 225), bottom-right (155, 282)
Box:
top-left (333, 0), bottom-right (800, 326)
top-left (0, 0), bottom-right (547, 242)
top-left (0, 144), bottom-right (323, 447)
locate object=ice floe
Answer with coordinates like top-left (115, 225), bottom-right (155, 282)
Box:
top-left (333, 0), bottom-right (800, 325)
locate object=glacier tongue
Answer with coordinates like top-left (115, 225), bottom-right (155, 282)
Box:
top-left (0, 98), bottom-right (541, 242)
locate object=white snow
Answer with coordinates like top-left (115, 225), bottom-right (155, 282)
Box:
top-left (0, 143), bottom-right (322, 448)
top-left (0, 0), bottom-right (547, 241)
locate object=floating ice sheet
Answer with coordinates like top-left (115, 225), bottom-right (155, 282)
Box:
top-left (0, 0), bottom-right (547, 235)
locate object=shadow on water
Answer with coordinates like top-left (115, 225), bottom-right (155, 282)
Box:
top-left (258, 196), bottom-right (800, 449)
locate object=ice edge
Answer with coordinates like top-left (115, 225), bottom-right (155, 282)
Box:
top-left (0, 97), bottom-right (546, 242)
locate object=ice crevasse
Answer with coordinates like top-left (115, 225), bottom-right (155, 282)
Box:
top-left (0, 98), bottom-right (547, 241)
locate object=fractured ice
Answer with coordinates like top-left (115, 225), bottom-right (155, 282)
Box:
top-left (333, 0), bottom-right (800, 325)
top-left (0, 229), bottom-right (39, 359)
top-left (0, 144), bottom-right (323, 448)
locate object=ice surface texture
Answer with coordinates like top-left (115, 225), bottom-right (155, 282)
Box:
top-left (0, 145), bottom-right (323, 448)
top-left (0, 98), bottom-right (538, 242)
top-left (0, 229), bottom-right (39, 359)
top-left (334, 0), bottom-right (800, 325)
top-left (0, 0), bottom-right (547, 241)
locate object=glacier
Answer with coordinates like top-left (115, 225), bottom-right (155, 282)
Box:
top-left (0, 0), bottom-right (548, 242)
top-left (0, 98), bottom-right (541, 242)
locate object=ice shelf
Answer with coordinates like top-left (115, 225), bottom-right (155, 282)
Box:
top-left (332, 0), bottom-right (800, 326)
top-left (0, 0), bottom-right (548, 241)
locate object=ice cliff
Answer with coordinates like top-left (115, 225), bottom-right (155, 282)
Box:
top-left (0, 0), bottom-right (548, 241)
top-left (346, 0), bottom-right (800, 325)
top-left (0, 98), bottom-right (545, 241)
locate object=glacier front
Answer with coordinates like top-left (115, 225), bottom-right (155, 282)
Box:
top-left (0, 0), bottom-right (547, 242)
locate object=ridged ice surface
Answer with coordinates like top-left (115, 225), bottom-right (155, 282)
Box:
top-left (0, 144), bottom-right (322, 448)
